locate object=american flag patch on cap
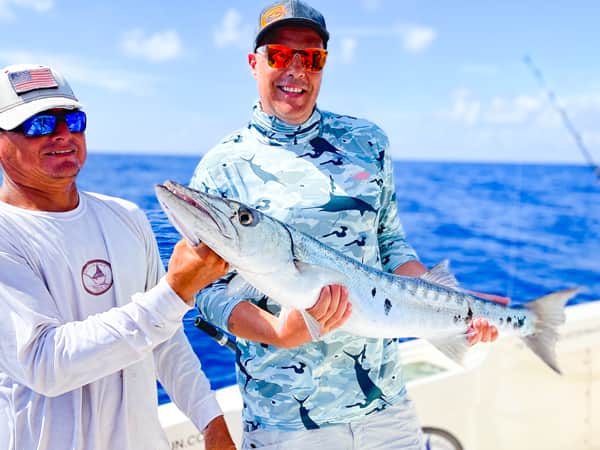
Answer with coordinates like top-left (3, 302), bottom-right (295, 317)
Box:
top-left (9, 68), bottom-right (58, 94)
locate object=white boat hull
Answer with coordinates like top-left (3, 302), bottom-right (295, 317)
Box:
top-left (159, 301), bottom-right (600, 449)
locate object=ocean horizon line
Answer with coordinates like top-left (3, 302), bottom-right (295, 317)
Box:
top-left (86, 150), bottom-right (594, 168)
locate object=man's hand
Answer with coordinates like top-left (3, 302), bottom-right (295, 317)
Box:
top-left (166, 240), bottom-right (229, 305)
top-left (228, 284), bottom-right (352, 348)
top-left (465, 291), bottom-right (510, 345)
top-left (203, 415), bottom-right (236, 450)
top-left (306, 284), bottom-right (352, 335)
top-left (467, 318), bottom-right (499, 345)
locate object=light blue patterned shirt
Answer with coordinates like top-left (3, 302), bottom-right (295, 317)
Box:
top-left (190, 103), bottom-right (418, 431)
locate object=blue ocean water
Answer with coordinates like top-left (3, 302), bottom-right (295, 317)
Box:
top-left (77, 153), bottom-right (600, 405)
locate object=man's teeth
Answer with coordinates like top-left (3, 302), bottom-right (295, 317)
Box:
top-left (47, 150), bottom-right (74, 155)
top-left (281, 86), bottom-right (303, 93)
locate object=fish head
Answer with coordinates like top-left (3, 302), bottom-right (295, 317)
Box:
top-left (155, 181), bottom-right (293, 272)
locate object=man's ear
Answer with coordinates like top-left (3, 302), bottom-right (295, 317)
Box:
top-left (248, 53), bottom-right (258, 80)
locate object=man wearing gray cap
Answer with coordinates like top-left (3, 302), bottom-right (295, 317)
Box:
top-left (190, 1), bottom-right (503, 449)
top-left (0, 64), bottom-right (235, 449)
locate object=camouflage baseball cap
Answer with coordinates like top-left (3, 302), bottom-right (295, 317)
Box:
top-left (254, 0), bottom-right (329, 50)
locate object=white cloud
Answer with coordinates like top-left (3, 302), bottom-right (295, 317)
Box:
top-left (337, 23), bottom-right (436, 54)
top-left (340, 37), bottom-right (357, 64)
top-left (483, 95), bottom-right (543, 125)
top-left (361, 0), bottom-right (382, 12)
top-left (441, 89), bottom-right (545, 126)
top-left (0, 49), bottom-right (158, 96)
top-left (441, 88), bottom-right (600, 134)
top-left (120, 29), bottom-right (183, 63)
top-left (213, 8), bottom-right (253, 49)
top-left (399, 25), bottom-right (436, 53)
top-left (445, 89), bottom-right (481, 126)
top-left (0, 0), bottom-right (53, 20)
top-left (12, 0), bottom-right (52, 11)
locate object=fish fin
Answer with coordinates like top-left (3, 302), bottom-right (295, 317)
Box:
top-left (276, 306), bottom-right (291, 334)
top-left (420, 260), bottom-right (460, 289)
top-left (521, 287), bottom-right (579, 374)
top-left (225, 274), bottom-right (265, 300)
top-left (300, 310), bottom-right (322, 341)
top-left (293, 259), bottom-right (340, 277)
top-left (427, 334), bottom-right (471, 367)
top-left (293, 259), bottom-right (346, 287)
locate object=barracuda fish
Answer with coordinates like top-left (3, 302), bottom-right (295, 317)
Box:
top-left (155, 180), bottom-right (579, 374)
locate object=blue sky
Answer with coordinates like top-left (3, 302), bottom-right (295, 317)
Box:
top-left (1, 0), bottom-right (599, 163)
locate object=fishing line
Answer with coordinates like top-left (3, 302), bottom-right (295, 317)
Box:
top-left (523, 55), bottom-right (597, 302)
top-left (523, 54), bottom-right (600, 183)
top-left (505, 162), bottom-right (523, 302)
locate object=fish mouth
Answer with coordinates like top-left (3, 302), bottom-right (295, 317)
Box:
top-left (156, 181), bottom-right (235, 243)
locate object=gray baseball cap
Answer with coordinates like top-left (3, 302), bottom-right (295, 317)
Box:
top-left (254, 0), bottom-right (329, 50)
top-left (0, 64), bottom-right (81, 130)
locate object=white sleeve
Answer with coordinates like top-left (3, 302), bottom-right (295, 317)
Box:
top-left (0, 250), bottom-right (191, 398)
top-left (154, 329), bottom-right (222, 431)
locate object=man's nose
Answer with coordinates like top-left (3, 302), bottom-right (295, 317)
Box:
top-left (51, 119), bottom-right (72, 139)
top-left (287, 53), bottom-right (306, 74)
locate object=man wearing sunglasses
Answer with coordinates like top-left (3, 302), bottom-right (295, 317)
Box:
top-left (0, 64), bottom-right (235, 449)
top-left (190, 1), bottom-right (502, 449)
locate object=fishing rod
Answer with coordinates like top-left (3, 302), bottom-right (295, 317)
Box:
top-left (523, 54), bottom-right (600, 182)
top-left (194, 316), bottom-right (237, 353)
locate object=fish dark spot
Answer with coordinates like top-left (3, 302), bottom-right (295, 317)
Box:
top-left (506, 317), bottom-right (512, 324)
top-left (384, 299), bottom-right (392, 315)
top-left (371, 287), bottom-right (377, 297)
top-left (518, 316), bottom-right (525, 327)
top-left (453, 315), bottom-right (461, 324)
top-left (499, 317), bottom-right (504, 325)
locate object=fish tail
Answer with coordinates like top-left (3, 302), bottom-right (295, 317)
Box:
top-left (521, 287), bottom-right (579, 374)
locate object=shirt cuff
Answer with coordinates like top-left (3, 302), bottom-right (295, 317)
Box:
top-left (133, 277), bottom-right (192, 326)
top-left (190, 393), bottom-right (224, 431)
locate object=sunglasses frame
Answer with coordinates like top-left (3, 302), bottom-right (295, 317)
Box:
top-left (7, 110), bottom-right (87, 138)
top-left (256, 44), bottom-right (328, 73)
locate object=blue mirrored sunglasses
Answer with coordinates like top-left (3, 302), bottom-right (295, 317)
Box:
top-left (16, 110), bottom-right (87, 137)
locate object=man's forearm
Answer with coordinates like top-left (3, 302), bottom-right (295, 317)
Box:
top-left (393, 259), bottom-right (428, 277)
top-left (227, 301), bottom-right (312, 348)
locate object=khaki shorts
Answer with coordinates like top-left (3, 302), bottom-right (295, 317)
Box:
top-left (242, 397), bottom-right (425, 450)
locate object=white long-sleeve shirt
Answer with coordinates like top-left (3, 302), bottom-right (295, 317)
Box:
top-left (0, 192), bottom-right (222, 450)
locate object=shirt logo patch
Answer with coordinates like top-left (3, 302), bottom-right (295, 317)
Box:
top-left (260, 4), bottom-right (288, 28)
top-left (81, 259), bottom-right (113, 295)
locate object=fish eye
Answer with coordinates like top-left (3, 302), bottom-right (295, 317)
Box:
top-left (238, 208), bottom-right (257, 226)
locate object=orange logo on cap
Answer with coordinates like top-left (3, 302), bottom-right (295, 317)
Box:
top-left (261, 4), bottom-right (288, 27)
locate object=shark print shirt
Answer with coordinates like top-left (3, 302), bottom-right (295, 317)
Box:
top-left (190, 102), bottom-right (419, 431)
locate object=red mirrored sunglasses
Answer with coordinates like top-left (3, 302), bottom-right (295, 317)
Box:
top-left (256, 44), bottom-right (328, 72)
